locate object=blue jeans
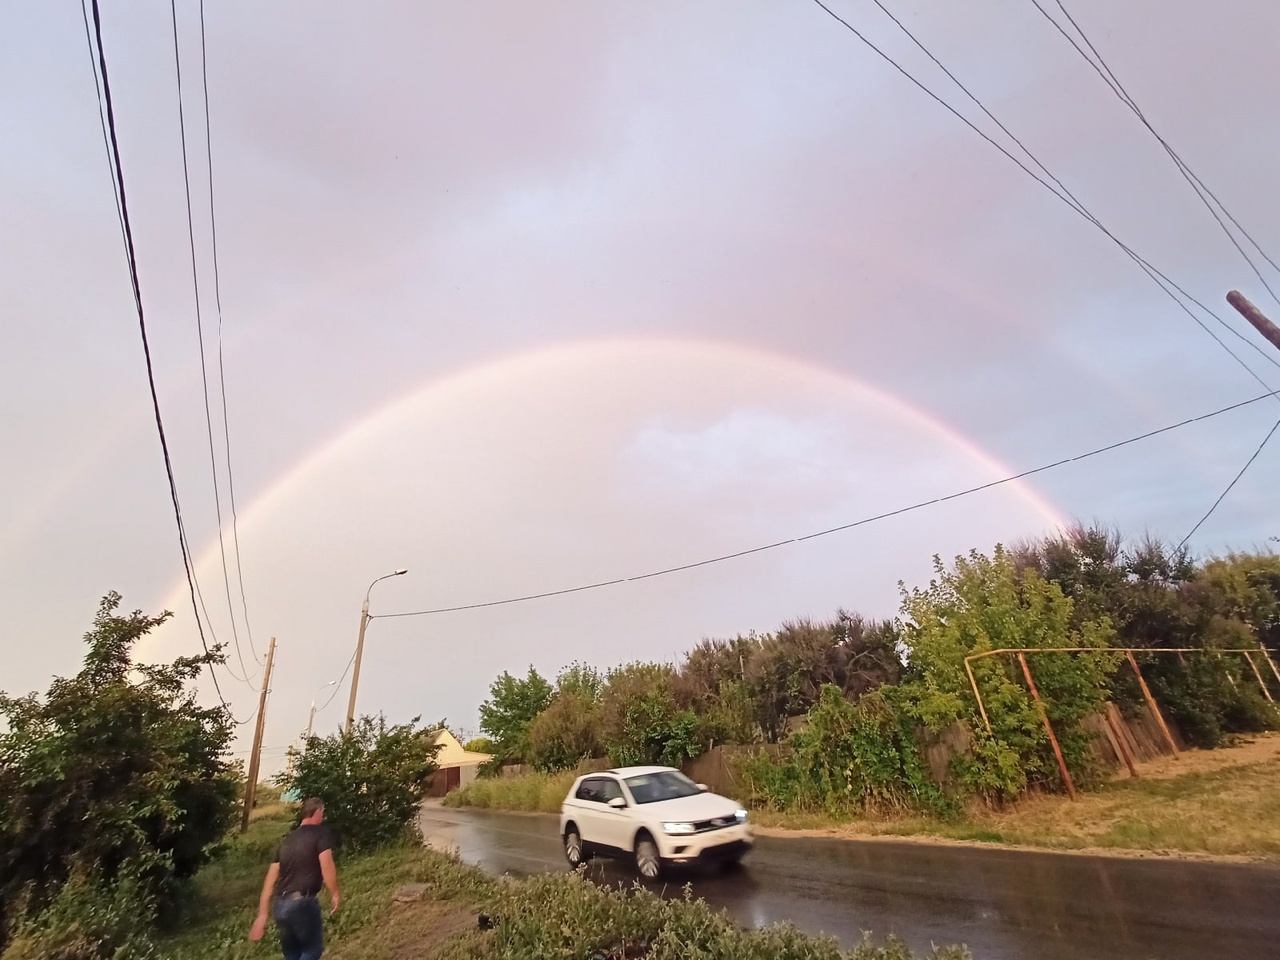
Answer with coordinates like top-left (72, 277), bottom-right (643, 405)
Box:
top-left (273, 894), bottom-right (324, 960)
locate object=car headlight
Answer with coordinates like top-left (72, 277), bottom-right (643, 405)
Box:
top-left (662, 822), bottom-right (697, 835)
top-left (735, 809), bottom-right (748, 823)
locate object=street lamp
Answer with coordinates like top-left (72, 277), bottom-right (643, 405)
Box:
top-left (344, 569), bottom-right (408, 735)
top-left (305, 679), bottom-right (339, 741)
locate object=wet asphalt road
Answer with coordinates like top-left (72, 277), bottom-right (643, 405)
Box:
top-left (419, 805), bottom-right (1280, 960)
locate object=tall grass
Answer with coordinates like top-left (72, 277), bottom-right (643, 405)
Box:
top-left (154, 822), bottom-right (973, 960)
top-left (443, 770), bottom-right (578, 814)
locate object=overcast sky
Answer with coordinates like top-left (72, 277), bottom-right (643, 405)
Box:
top-left (2, 0), bottom-right (1278, 770)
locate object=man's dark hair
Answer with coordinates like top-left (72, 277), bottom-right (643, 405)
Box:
top-left (301, 797), bottom-right (325, 819)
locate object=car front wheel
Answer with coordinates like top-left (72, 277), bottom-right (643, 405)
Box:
top-left (634, 835), bottom-right (662, 879)
top-left (564, 829), bottom-right (586, 869)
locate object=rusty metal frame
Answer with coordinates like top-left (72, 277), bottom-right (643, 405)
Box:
top-left (962, 646), bottom-right (1277, 788)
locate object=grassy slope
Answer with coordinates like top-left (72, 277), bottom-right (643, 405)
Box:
top-left (446, 735), bottom-right (1280, 860)
top-left (159, 808), bottom-right (970, 960)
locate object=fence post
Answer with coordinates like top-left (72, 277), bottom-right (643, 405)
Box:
top-left (1261, 648), bottom-right (1280, 690)
top-left (965, 655), bottom-right (992, 732)
top-left (1017, 652), bottom-right (1077, 800)
top-left (1126, 651), bottom-right (1180, 759)
top-left (1242, 651), bottom-right (1275, 702)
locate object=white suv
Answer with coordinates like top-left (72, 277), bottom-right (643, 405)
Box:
top-left (559, 765), bottom-right (754, 878)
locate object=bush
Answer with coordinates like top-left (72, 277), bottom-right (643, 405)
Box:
top-left (735, 686), bottom-right (950, 817)
top-left (0, 593), bottom-right (237, 949)
top-left (600, 663), bottom-right (701, 767)
top-left (1, 871), bottom-right (158, 960)
top-left (488, 869), bottom-right (972, 960)
top-left (900, 548), bottom-right (1120, 800)
top-left (279, 714), bottom-right (439, 851)
top-left (527, 691), bottom-right (603, 771)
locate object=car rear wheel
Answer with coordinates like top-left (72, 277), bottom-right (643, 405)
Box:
top-left (634, 835), bottom-right (662, 879)
top-left (564, 828), bottom-right (586, 869)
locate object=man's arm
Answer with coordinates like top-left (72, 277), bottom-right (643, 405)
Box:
top-left (248, 863), bottom-right (279, 941)
top-left (319, 849), bottom-right (341, 914)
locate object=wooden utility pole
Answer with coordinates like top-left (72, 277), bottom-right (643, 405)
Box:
top-left (241, 636), bottom-right (277, 833)
top-left (345, 601), bottom-right (371, 736)
top-left (1227, 290), bottom-right (1280, 355)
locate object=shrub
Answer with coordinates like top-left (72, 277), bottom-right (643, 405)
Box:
top-left (487, 868), bottom-right (972, 960)
top-left (528, 691), bottom-right (603, 771)
top-left (279, 714), bottom-right (439, 851)
top-left (1, 869), bottom-right (158, 960)
top-left (0, 593), bottom-right (237, 949)
top-left (734, 686), bottom-right (950, 816)
top-left (600, 663), bottom-right (701, 767)
top-left (900, 548), bottom-right (1119, 800)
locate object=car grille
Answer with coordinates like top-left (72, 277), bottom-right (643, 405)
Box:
top-left (691, 815), bottom-right (737, 833)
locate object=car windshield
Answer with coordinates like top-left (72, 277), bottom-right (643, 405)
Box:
top-left (624, 771), bottom-right (702, 805)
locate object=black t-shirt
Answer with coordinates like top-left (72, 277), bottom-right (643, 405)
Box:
top-left (274, 824), bottom-right (335, 897)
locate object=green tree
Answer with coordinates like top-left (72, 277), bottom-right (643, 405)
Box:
top-left (1016, 526), bottom-right (1278, 747)
top-left (526, 663), bottom-right (606, 771)
top-left (0, 593), bottom-right (237, 948)
top-left (478, 667), bottom-right (553, 765)
top-left (280, 714), bottom-right (439, 851)
top-left (674, 637), bottom-right (759, 747)
top-left (745, 614), bottom-right (903, 742)
top-left (900, 546), bottom-right (1118, 799)
top-left (600, 663), bottom-right (700, 767)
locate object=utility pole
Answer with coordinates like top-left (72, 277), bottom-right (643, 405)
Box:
top-left (1227, 290), bottom-right (1280, 355)
top-left (305, 702), bottom-right (317, 741)
top-left (240, 636), bottom-right (277, 833)
top-left (345, 599), bottom-right (371, 737)
top-left (345, 569), bottom-right (407, 736)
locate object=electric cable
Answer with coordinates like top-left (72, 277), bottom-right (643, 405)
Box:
top-left (1178, 416), bottom-right (1280, 548)
top-left (196, 0), bottom-right (261, 666)
top-left (810, 0), bottom-right (1280, 388)
top-left (84, 0), bottom-right (250, 722)
top-left (167, 0), bottom-right (256, 685)
top-left (374, 388), bottom-right (1279, 619)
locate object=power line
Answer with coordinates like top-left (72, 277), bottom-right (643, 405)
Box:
top-left (197, 0), bottom-right (260, 666)
top-left (1030, 0), bottom-right (1280, 310)
top-left (317, 652), bottom-right (357, 713)
top-left (84, 0), bottom-right (245, 719)
top-left (167, 0), bottom-right (255, 686)
top-left (1178, 416), bottom-right (1280, 549)
top-left (374, 388), bottom-right (1280, 620)
top-left (809, 0), bottom-right (1280, 389)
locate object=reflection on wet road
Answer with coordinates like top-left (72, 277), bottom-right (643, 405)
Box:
top-left (419, 805), bottom-right (1280, 960)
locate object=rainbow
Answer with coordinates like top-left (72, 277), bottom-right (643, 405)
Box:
top-left (147, 337), bottom-right (1068, 651)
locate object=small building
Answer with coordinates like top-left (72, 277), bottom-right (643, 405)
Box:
top-left (424, 728), bottom-right (493, 797)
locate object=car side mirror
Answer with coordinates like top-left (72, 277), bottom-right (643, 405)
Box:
top-left (608, 797), bottom-right (627, 809)
top-left (696, 783), bottom-right (709, 792)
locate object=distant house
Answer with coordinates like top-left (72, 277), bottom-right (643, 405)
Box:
top-left (424, 728), bottom-right (493, 797)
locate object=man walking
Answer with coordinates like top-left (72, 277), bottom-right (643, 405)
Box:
top-left (249, 797), bottom-right (341, 960)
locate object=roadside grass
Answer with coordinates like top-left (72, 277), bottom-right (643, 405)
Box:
top-left (444, 770), bottom-right (577, 814)
top-left (158, 810), bottom-right (973, 960)
top-left (447, 735), bottom-right (1280, 860)
top-left (749, 736), bottom-right (1280, 858)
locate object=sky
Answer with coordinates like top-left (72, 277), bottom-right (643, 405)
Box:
top-left (2, 0), bottom-right (1278, 771)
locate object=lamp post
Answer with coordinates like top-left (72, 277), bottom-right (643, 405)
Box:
top-left (344, 569), bottom-right (407, 735)
top-left (304, 679), bottom-right (339, 741)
